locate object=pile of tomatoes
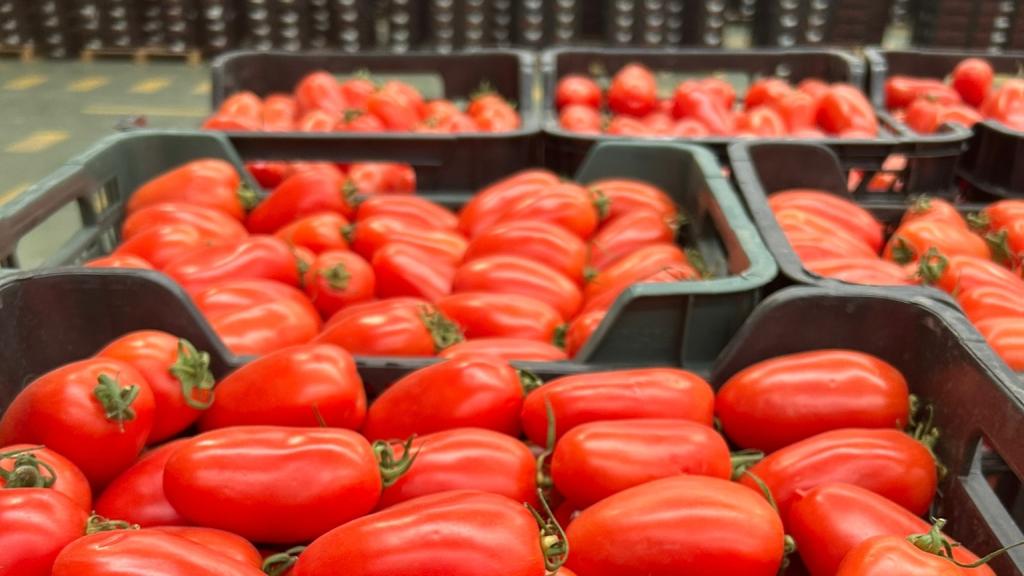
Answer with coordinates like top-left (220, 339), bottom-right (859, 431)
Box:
top-left (204, 71), bottom-right (521, 133)
top-left (0, 319), bottom-right (1004, 574)
top-left (769, 188), bottom-right (1024, 370)
top-left (82, 157), bottom-right (698, 361)
top-left (884, 57), bottom-right (1011, 133)
top-left (555, 62), bottom-right (879, 138)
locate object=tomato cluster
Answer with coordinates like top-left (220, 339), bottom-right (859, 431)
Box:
top-left (204, 71), bottom-right (520, 133)
top-left (556, 62), bottom-right (879, 138)
top-left (884, 58), bottom-right (1005, 133)
top-left (771, 188), bottom-right (1024, 370)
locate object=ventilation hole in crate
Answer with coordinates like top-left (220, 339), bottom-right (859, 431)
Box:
top-left (14, 202), bottom-right (83, 269)
top-left (88, 180), bottom-right (121, 220)
top-left (977, 436), bottom-right (1024, 532)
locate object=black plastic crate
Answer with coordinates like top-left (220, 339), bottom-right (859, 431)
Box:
top-left (541, 47), bottom-right (968, 193)
top-left (0, 130), bottom-right (775, 370)
top-left (209, 49), bottom-right (542, 191)
top-left (912, 0), bottom-right (1019, 49)
top-left (753, 0), bottom-right (894, 47)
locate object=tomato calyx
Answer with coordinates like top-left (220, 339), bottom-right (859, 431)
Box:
top-left (169, 339), bottom-right (216, 411)
top-left (909, 195), bottom-right (933, 215)
top-left (263, 545), bottom-right (307, 576)
top-left (535, 400), bottom-right (557, 498)
top-left (908, 518), bottom-right (1024, 568)
top-left (591, 189), bottom-right (610, 221)
top-left (890, 237), bottom-right (917, 265)
top-left (906, 395), bottom-right (948, 480)
top-left (93, 374), bottom-right (140, 432)
top-left (552, 324), bottom-right (568, 349)
top-left (743, 470), bottom-right (798, 575)
top-left (320, 262), bottom-right (351, 291)
top-left (915, 248), bottom-right (949, 284)
top-left (342, 180), bottom-right (359, 207)
top-left (985, 230), bottom-right (1019, 268)
top-left (237, 184), bottom-right (259, 212)
top-left (0, 446), bottom-right (55, 489)
top-left (85, 513), bottom-right (139, 534)
top-left (967, 211), bottom-right (991, 232)
top-left (518, 369), bottom-right (544, 396)
top-left (419, 307), bottom-right (464, 353)
top-left (525, 488), bottom-right (569, 574)
top-left (372, 435), bottom-right (419, 488)
top-left (729, 449), bottom-right (765, 481)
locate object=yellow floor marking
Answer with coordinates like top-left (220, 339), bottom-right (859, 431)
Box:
top-left (82, 104), bottom-right (205, 118)
top-left (5, 131), bottom-right (69, 153)
top-left (4, 74), bottom-right (46, 91)
top-left (192, 80), bottom-right (211, 95)
top-left (129, 77), bottom-right (171, 94)
top-left (0, 181), bottom-right (31, 206)
top-left (67, 76), bottom-right (109, 93)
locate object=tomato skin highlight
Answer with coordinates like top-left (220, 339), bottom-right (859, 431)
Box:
top-left (958, 285), bottom-right (1024, 323)
top-left (274, 212), bottom-right (350, 254)
top-left (804, 258), bottom-right (915, 285)
top-left (769, 189), bottom-right (884, 252)
top-left (149, 526), bottom-right (263, 568)
top-left (0, 443), bottom-right (92, 511)
top-left (459, 169), bottom-right (560, 237)
top-left (464, 220), bottom-right (589, 282)
top-left (0, 489), bottom-right (89, 576)
top-left (126, 159), bottom-right (245, 221)
top-left (438, 338), bottom-right (570, 362)
top-left (372, 242), bottom-right (456, 302)
top-left (355, 195), bottom-right (457, 230)
top-left (566, 475), bottom-right (785, 576)
top-left (163, 236), bottom-right (300, 294)
top-left (122, 203), bottom-right (248, 244)
top-left (454, 255), bottom-right (582, 321)
top-left (94, 439), bottom-right (190, 527)
top-left (316, 298), bottom-right (460, 357)
top-left (975, 317), bottom-right (1024, 370)
top-left (246, 167), bottom-right (353, 233)
top-left (437, 292), bottom-right (564, 343)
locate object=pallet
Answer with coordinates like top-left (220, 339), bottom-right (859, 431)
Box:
top-left (79, 46), bottom-right (202, 66)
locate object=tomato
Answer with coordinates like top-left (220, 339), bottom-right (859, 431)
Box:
top-left (884, 219), bottom-right (989, 264)
top-left (584, 243), bottom-right (688, 303)
top-left (696, 77), bottom-right (737, 108)
top-left (355, 195), bottom-right (456, 230)
top-left (769, 189), bottom-right (884, 251)
top-left (126, 159), bottom-right (250, 221)
top-left (84, 254), bottom-right (154, 270)
top-left (589, 210), bottom-right (676, 270)
top-left (262, 93), bottom-right (297, 131)
top-left (0, 444), bottom-right (91, 511)
top-left (804, 258), bottom-right (915, 285)
top-left (937, 103), bottom-right (983, 129)
top-left (293, 491), bottom-right (547, 576)
top-left (437, 292), bottom-right (563, 342)
top-left (316, 298), bottom-right (462, 356)
top-left (380, 80), bottom-right (426, 117)
top-left (818, 84), bottom-right (878, 136)
top-left (605, 115), bottom-right (650, 135)
top-left (587, 178), bottom-right (678, 223)
top-left (835, 534), bottom-right (969, 576)
top-left (350, 215), bottom-right (467, 265)
top-left (93, 439), bottom-right (188, 527)
top-left (885, 76), bottom-right (961, 110)
top-left (745, 78), bottom-right (793, 110)
top-left (490, 182), bottom-right (601, 239)
top-left (122, 203), bottom-right (248, 244)
top-left (246, 160), bottom-right (291, 188)
top-left (203, 113), bottom-right (261, 131)
top-left (918, 251), bottom-right (1024, 294)
top-left (740, 428), bottom-right (937, 520)
top-left (958, 285), bottom-right (1024, 323)
top-left (150, 526), bottom-right (262, 568)
top-left (973, 199), bottom-right (1024, 231)
top-left (471, 99), bottom-right (521, 132)
top-left (553, 419), bottom-right (730, 509)
top-left (348, 162), bottom-right (416, 195)
top-left (0, 358), bottom-right (154, 488)
top-left (111, 224), bottom-right (206, 269)
top-left (975, 317), bottom-right (1024, 370)
top-left (952, 58), bottom-right (994, 108)
top-left (736, 106), bottom-right (787, 136)
top-left (373, 242), bottom-right (456, 301)
top-left (556, 74), bottom-right (602, 109)
top-left (246, 167), bottom-right (354, 233)
top-left (784, 229), bottom-right (876, 263)
top-left (776, 208), bottom-right (877, 256)
top-left (673, 85), bottom-right (735, 134)
top-left (797, 78), bottom-right (829, 103)
top-left (0, 489), bottom-right (89, 576)
top-left (163, 236), bottom-right (300, 294)
top-left (218, 91), bottom-right (261, 119)
top-left (377, 427), bottom-right (537, 509)
top-left (716, 350), bottom-right (910, 452)
top-left (194, 279), bottom-right (322, 356)
top-left (772, 90), bottom-right (817, 131)
top-left (295, 71), bottom-right (346, 116)
top-left (566, 475), bottom-right (785, 576)
top-left (453, 255), bottom-right (582, 320)
top-left (436, 112), bottom-right (479, 132)
top-left (564, 309), bottom-right (605, 357)
top-left (274, 212), bottom-right (349, 254)
top-left (641, 111), bottom-right (674, 134)
top-left (459, 169), bottom-right (560, 237)
top-left (560, 104), bottom-right (602, 133)
top-left (439, 338), bottom-right (569, 361)
top-left (521, 368), bottom-right (714, 446)
top-left (303, 250), bottom-right (374, 318)
top-left (298, 110), bottom-right (339, 132)
top-left (981, 79), bottom-right (1024, 120)
top-left (97, 331), bottom-right (214, 443)
top-left (789, 483), bottom-right (989, 576)
top-left (902, 196), bottom-right (967, 229)
top-left (608, 63), bottom-right (658, 117)
top-left (421, 99), bottom-right (460, 124)
top-left (362, 355), bottom-right (526, 440)
top-left (339, 77), bottom-right (376, 111)
top-left (367, 91), bottom-right (419, 131)
top-left (669, 117), bottom-right (711, 136)
top-left (904, 98), bottom-right (941, 133)
top-left (464, 220), bottom-right (588, 281)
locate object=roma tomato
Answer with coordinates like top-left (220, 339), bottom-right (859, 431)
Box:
top-left (163, 236), bottom-right (300, 294)
top-left (362, 355), bottom-right (527, 440)
top-left (735, 106), bottom-right (787, 136)
top-left (246, 167), bottom-right (354, 233)
top-left (772, 90), bottom-right (817, 131)
top-left (784, 229), bottom-right (876, 263)
top-left (298, 110), bottom-right (337, 131)
top-left (804, 258), bottom-right (915, 286)
top-left (608, 63), bottom-right (658, 117)
top-left (355, 195), bottom-right (456, 230)
top-left (769, 189), bottom-right (884, 251)
top-left (293, 491), bottom-right (547, 576)
top-left (340, 77), bottom-right (376, 111)
top-left (835, 533), bottom-right (971, 576)
top-left (150, 526), bottom-right (262, 568)
top-left (975, 317), bottom-right (1024, 370)
top-left (904, 98), bottom-right (941, 133)
top-left (521, 368), bottom-right (714, 446)
top-left (560, 104), bottom-right (603, 133)
top-left (437, 292), bottom-right (563, 342)
top-left (203, 113), bottom-right (261, 131)
top-left (246, 160), bottom-right (291, 188)
top-left (316, 298), bottom-right (462, 356)
top-left (296, 71), bottom-right (347, 116)
top-left (459, 169), bottom-right (560, 237)
top-left (348, 162), bottom-right (416, 195)
top-left (556, 75), bottom-right (602, 109)
top-left (113, 224), bottom-right (208, 269)
top-left (917, 251), bottom-right (1024, 295)
top-left (581, 261), bottom-right (699, 315)
top-left (439, 338), bottom-right (570, 362)
top-left (972, 199), bottom-right (1024, 231)
top-left (716, 350), bottom-right (910, 452)
top-left (350, 216), bottom-right (468, 265)
top-left (584, 243), bottom-right (689, 304)
top-left (122, 203), bottom-right (248, 244)
top-left (606, 115), bottom-right (650, 135)
top-left (0, 489), bottom-right (89, 576)
top-left (165, 426), bottom-right (407, 543)
top-left (739, 428), bottom-right (937, 519)
top-left (884, 220), bottom-right (989, 264)
top-left (798, 78), bottom-right (829, 103)
top-left (84, 254), bottom-right (154, 270)
top-left (566, 475), bottom-right (785, 576)
top-left (470, 99), bottom-right (521, 132)
top-left (885, 76), bottom-right (961, 110)
top-left (0, 358), bottom-right (154, 488)
top-left (262, 93), bottom-right (297, 131)
top-left (373, 242), bottom-right (456, 301)
top-left (982, 79), bottom-right (1024, 120)
top-left (194, 279), bottom-right (322, 356)
top-left (901, 196), bottom-right (968, 229)
top-left (464, 220), bottom-right (588, 282)
top-left (274, 212), bottom-right (349, 254)
top-left (587, 178), bottom-right (678, 223)
top-left (94, 439), bottom-right (189, 527)
top-left (952, 58), bottom-right (994, 108)
top-left (218, 91), bottom-right (262, 120)
top-left (97, 331), bottom-right (215, 443)
top-left (303, 250), bottom-right (375, 318)
top-left (126, 159), bottom-right (251, 221)
top-left (377, 427), bottom-right (537, 509)
top-left (380, 80), bottom-right (426, 117)
top-left (199, 343), bottom-right (365, 430)
top-left (589, 210), bottom-right (677, 270)
top-left (563, 309), bottom-right (606, 357)
top-left (958, 285), bottom-right (1024, 323)
top-left (698, 77), bottom-right (737, 109)
top-left (673, 85), bottom-right (735, 134)
top-left (339, 110), bottom-right (387, 132)
top-left (745, 78), bottom-right (793, 110)
top-left (490, 182), bottom-right (602, 239)
top-left (422, 99), bottom-right (460, 123)
top-left (0, 444), bottom-right (91, 511)
top-left (552, 419), bottom-right (731, 509)
top-left (453, 255), bottom-right (582, 320)
top-left (367, 91), bottom-right (419, 131)
top-left (818, 84), bottom-right (878, 136)
top-left (669, 117), bottom-right (711, 136)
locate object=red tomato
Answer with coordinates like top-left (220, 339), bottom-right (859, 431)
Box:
top-left (126, 159), bottom-right (249, 221)
top-left (587, 178), bottom-right (678, 223)
top-left (436, 111), bottom-right (479, 132)
top-left (798, 78), bottom-right (830, 103)
top-left (740, 428), bottom-right (937, 520)
top-left (373, 242), bottom-right (456, 301)
top-left (958, 285), bottom-right (1024, 323)
top-left (0, 359), bottom-right (154, 488)
top-left (818, 84), bottom-right (879, 136)
top-left (350, 216), bottom-right (467, 265)
top-left (362, 356), bottom-right (526, 440)
top-left (952, 58), bottom-right (994, 108)
top-left (377, 428), bottom-right (537, 509)
top-left (904, 98), bottom-right (941, 133)
top-left (745, 78), bottom-right (793, 110)
top-left (835, 534), bottom-right (970, 576)
top-left (348, 162), bottom-right (416, 195)
top-left (150, 526), bottom-right (262, 568)
top-left (295, 71), bottom-right (346, 116)
top-left (885, 76), bottom-right (961, 110)
top-left (470, 98), bottom-right (521, 132)
top-left (673, 85), bottom-right (735, 134)
top-left (982, 79), bottom-right (1024, 121)
top-left (340, 77), bottom-right (376, 111)
top-left (736, 106), bottom-right (787, 136)
top-left (605, 115), bottom-right (651, 135)
top-left (422, 99), bottom-right (460, 123)
top-left (464, 220), bottom-right (588, 281)
top-left (94, 439), bottom-right (188, 527)
top-left (559, 104), bottom-right (603, 133)
top-left (521, 368), bottom-right (714, 446)
top-left (917, 252), bottom-right (1024, 295)
top-left (453, 255), bottom-right (582, 320)
top-left (566, 475), bottom-right (785, 575)
top-left (769, 189), bottom-right (885, 251)
top-left (884, 219), bottom-right (989, 264)
top-left (316, 298), bottom-right (462, 356)
top-left (97, 331), bottom-right (214, 443)
top-left (163, 236), bottom-right (300, 294)
top-left (804, 258), bottom-right (915, 285)
top-left (975, 317), bottom-right (1024, 370)
top-left (262, 93), bottom-right (297, 131)
top-left (901, 196), bottom-right (967, 229)
top-left (367, 91), bottom-right (419, 131)
top-left (298, 109), bottom-right (340, 132)
top-left (303, 250), bottom-right (375, 318)
top-left (246, 160), bottom-right (291, 188)
top-left (698, 77), bottom-right (737, 109)
top-left (784, 229), bottom-right (876, 263)
top-left (355, 195), bottom-right (456, 230)
top-left (437, 292), bottom-right (563, 342)
top-left (608, 63), bottom-right (658, 117)
top-left (717, 350), bottom-right (910, 452)
top-left (491, 182), bottom-right (601, 239)
top-left (0, 444), bottom-right (91, 511)
top-left (84, 254), bottom-right (154, 270)
top-left (274, 212), bottom-right (349, 254)
top-left (0, 489), bottom-right (89, 576)
top-left (772, 90), bottom-right (817, 131)
top-left (459, 169), bottom-right (560, 237)
top-left (564, 309), bottom-right (606, 357)
top-left (584, 243), bottom-right (688, 304)
top-left (380, 80), bottom-right (425, 117)
top-left (293, 491), bottom-right (547, 576)
top-left (641, 111), bottom-right (674, 134)
top-left (553, 419), bottom-right (731, 509)
top-left (937, 103), bottom-right (983, 129)
top-left (194, 279), bottom-right (322, 356)
top-left (338, 109), bottom-right (387, 132)
top-left (122, 203), bottom-right (248, 244)
top-left (202, 113), bottom-right (261, 131)
top-left (775, 210), bottom-right (877, 255)
top-left (438, 338), bottom-right (569, 362)
top-left (973, 199), bottom-right (1024, 231)
top-left (217, 91), bottom-right (261, 117)
top-left (669, 117), bottom-right (711, 136)
top-left (246, 167), bottom-right (354, 233)
top-left (112, 224), bottom-right (206, 269)
top-left (556, 75), bottom-right (602, 109)
top-left (589, 210), bottom-right (676, 270)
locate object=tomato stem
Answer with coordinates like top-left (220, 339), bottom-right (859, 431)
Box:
top-left (685, 248), bottom-right (712, 279)
top-left (967, 212), bottom-right (991, 232)
top-left (237, 184), bottom-right (259, 212)
top-left (729, 449), bottom-right (765, 481)
top-left (262, 546), bottom-right (306, 576)
top-left (890, 236), bottom-right (916, 265)
top-left (85, 513), bottom-right (139, 534)
top-left (915, 248), bottom-right (948, 284)
top-left (590, 189), bottom-right (610, 221)
top-left (525, 488), bottom-right (569, 574)
top-left (320, 263), bottom-right (351, 292)
top-left (420, 308), bottom-right (464, 353)
top-left (93, 374), bottom-right (139, 433)
top-left (373, 436), bottom-right (419, 488)
top-left (169, 339), bottom-right (216, 411)
top-left (552, 324), bottom-right (568, 350)
top-left (908, 518), bottom-right (1024, 568)
top-left (909, 195), bottom-right (933, 215)
top-left (0, 448), bottom-right (57, 489)
top-left (341, 179), bottom-right (359, 208)
top-left (906, 397), bottom-right (948, 480)
top-left (985, 230), bottom-right (1017, 267)
top-left (535, 399), bottom-right (557, 496)
top-left (518, 369), bottom-right (544, 396)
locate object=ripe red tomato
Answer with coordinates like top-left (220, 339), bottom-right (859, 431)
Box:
top-left (377, 427), bottom-right (537, 509)
top-left (97, 331), bottom-right (214, 443)
top-left (952, 58), bottom-right (994, 108)
top-left (884, 219), bottom-right (989, 264)
top-left (372, 242), bottom-right (456, 301)
top-left (797, 78), bottom-right (829, 102)
top-left (355, 195), bottom-right (456, 230)
top-left (918, 252), bottom-right (1024, 295)
top-left (974, 199), bottom-right (1024, 231)
top-left (112, 224), bottom-right (206, 269)
top-left (296, 71), bottom-right (346, 116)
top-left (303, 250), bottom-right (375, 318)
top-left (566, 475), bottom-right (785, 575)
top-left (696, 77), bottom-right (737, 108)
top-left (199, 343), bottom-right (365, 430)
top-left (0, 489), bottom-right (89, 576)
top-left (163, 236), bottom-right (300, 294)
top-left (122, 203), bottom-right (248, 245)
top-left (459, 169), bottom-right (560, 237)
top-left (885, 76), bottom-right (961, 110)
top-left (589, 210), bottom-right (676, 270)
top-left (769, 189), bottom-right (884, 251)
top-left (470, 97), bottom-right (521, 132)
top-left (904, 98), bottom-right (942, 133)
top-left (274, 211), bottom-right (349, 254)
top-left (982, 79), bottom-right (1024, 121)
top-left (673, 84), bottom-right (735, 134)
top-left (464, 220), bottom-right (588, 282)
top-left (521, 368), bottom-right (714, 446)
top-left (194, 279), bottom-right (322, 356)
top-left (640, 111), bottom-right (673, 134)
top-left (835, 534), bottom-right (968, 575)
top-left (367, 91), bottom-right (419, 131)
top-left (774, 208), bottom-right (877, 255)
top-left (348, 162), bottom-right (416, 195)
top-left (772, 90), bottom-right (817, 131)
top-left (341, 110), bottom-right (388, 132)
top-left (490, 182), bottom-right (601, 239)
top-left (0, 444), bottom-right (91, 511)
top-left (584, 243), bottom-right (689, 304)
top-left (669, 117), bottom-right (711, 136)
top-left (422, 99), bottom-right (460, 123)
top-left (745, 78), bottom-right (793, 110)
top-left (454, 255), bottom-right (582, 320)
top-left (340, 77), bottom-right (376, 111)
top-left (439, 338), bottom-right (569, 362)
top-left (818, 84), bottom-right (878, 136)
top-left (218, 91), bottom-right (261, 120)
top-left (804, 258), bottom-right (915, 285)
top-left (203, 113), bottom-right (262, 131)
top-left (94, 439), bottom-right (189, 527)
top-left (437, 292), bottom-right (563, 342)
top-left (587, 178), bottom-right (677, 223)
top-left (608, 63), bottom-right (658, 117)
top-left (150, 526), bottom-right (262, 568)
top-left (556, 74), bottom-right (602, 109)
top-left (784, 229), bottom-right (877, 263)
top-left (560, 104), bottom-right (603, 133)
top-left (126, 159), bottom-right (249, 221)
top-left (975, 317), bottom-right (1024, 370)
top-left (262, 93), bottom-right (297, 131)
top-left (740, 428), bottom-right (937, 520)
top-left (736, 106), bottom-right (787, 136)
top-left (246, 160), bottom-right (291, 188)
top-left (901, 196), bottom-right (967, 229)
top-left (350, 215), bottom-right (467, 265)
top-left (717, 350), bottom-right (910, 452)
top-left (293, 491), bottom-right (547, 576)
top-left (958, 285), bottom-right (1024, 323)
top-left (362, 355), bottom-right (526, 440)
top-left (605, 115), bottom-right (651, 135)
top-left (316, 298), bottom-right (462, 356)
top-left (563, 309), bottom-right (605, 357)
top-left (84, 254), bottom-right (154, 270)
top-left (246, 166), bottom-right (354, 233)
top-left (298, 110), bottom-right (337, 131)
top-left (0, 358), bottom-right (154, 488)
